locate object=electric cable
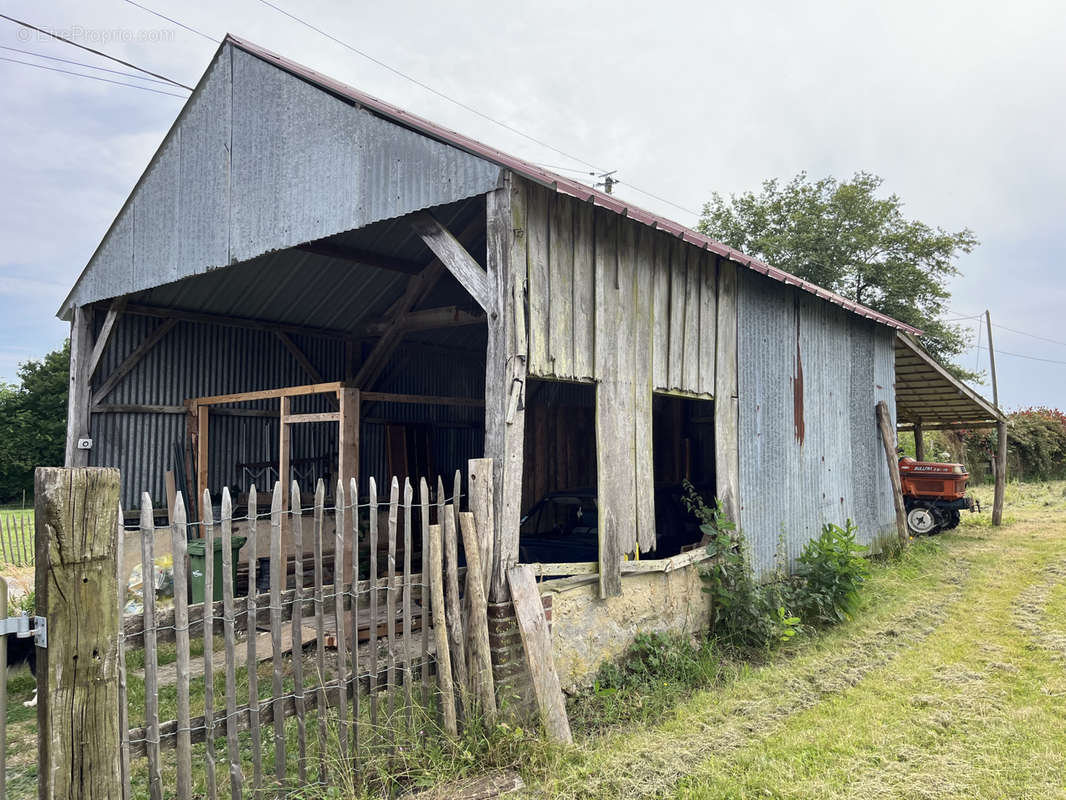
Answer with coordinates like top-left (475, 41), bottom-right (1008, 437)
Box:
top-left (0, 12), bottom-right (193, 89)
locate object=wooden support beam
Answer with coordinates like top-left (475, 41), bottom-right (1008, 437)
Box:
top-left (284, 412), bottom-right (340, 424)
top-left (360, 392), bottom-right (484, 408)
top-left (86, 298), bottom-right (127, 380)
top-left (354, 216), bottom-right (484, 390)
top-left (92, 404), bottom-right (186, 415)
top-left (190, 381), bottom-right (344, 408)
top-left (410, 212), bottom-right (493, 312)
top-left (124, 302), bottom-right (352, 342)
top-left (297, 240), bottom-right (425, 274)
top-left (91, 317), bottom-right (177, 406)
top-left (360, 306), bottom-right (485, 336)
top-left (993, 419), bottom-right (1007, 525)
top-left (276, 331), bottom-right (339, 410)
top-left (485, 179), bottom-right (527, 603)
top-left (338, 388), bottom-right (359, 498)
top-left (279, 397), bottom-right (291, 513)
top-left (876, 401), bottom-right (909, 546)
top-left (914, 420), bottom-right (925, 461)
top-left (507, 565), bottom-right (572, 744)
top-left (65, 305), bottom-right (94, 467)
top-left (276, 331), bottom-right (326, 384)
top-left (197, 405), bottom-right (209, 516)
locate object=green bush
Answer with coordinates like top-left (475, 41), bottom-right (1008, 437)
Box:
top-left (793, 521), bottom-right (869, 625)
top-left (595, 632), bottom-right (717, 690)
top-left (570, 632), bottom-right (721, 732)
top-left (681, 482), bottom-right (800, 650)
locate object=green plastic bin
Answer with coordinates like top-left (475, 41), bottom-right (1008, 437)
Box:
top-left (188, 536), bottom-right (247, 603)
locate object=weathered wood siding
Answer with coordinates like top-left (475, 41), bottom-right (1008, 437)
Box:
top-left (516, 179), bottom-right (736, 596)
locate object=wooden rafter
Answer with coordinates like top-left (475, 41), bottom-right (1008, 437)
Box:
top-left (355, 216), bottom-right (484, 390)
top-left (124, 303), bottom-right (352, 342)
top-left (87, 297), bottom-right (127, 379)
top-left (410, 212), bottom-right (492, 311)
top-left (360, 305), bottom-right (485, 337)
top-left (91, 318), bottom-right (178, 406)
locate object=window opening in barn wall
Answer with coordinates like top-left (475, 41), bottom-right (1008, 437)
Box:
top-left (518, 378), bottom-right (598, 566)
top-left (652, 393), bottom-right (715, 558)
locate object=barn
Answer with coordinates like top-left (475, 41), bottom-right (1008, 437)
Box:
top-left (59, 35), bottom-right (972, 688)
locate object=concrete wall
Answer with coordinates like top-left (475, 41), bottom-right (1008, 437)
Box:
top-left (541, 567), bottom-right (711, 692)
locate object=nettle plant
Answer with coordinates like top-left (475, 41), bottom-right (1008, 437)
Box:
top-left (681, 481), bottom-right (799, 649)
top-left (793, 520), bottom-right (869, 625)
top-left (682, 482), bottom-right (871, 649)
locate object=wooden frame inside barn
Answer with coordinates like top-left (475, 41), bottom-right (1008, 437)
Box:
top-left (59, 35), bottom-right (1004, 692)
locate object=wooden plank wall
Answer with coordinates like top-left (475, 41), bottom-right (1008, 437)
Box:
top-left (517, 178), bottom-right (737, 597)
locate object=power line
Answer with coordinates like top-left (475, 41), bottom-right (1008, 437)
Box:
top-left (0, 12), bottom-right (193, 90)
top-left (949, 307), bottom-right (1066, 349)
top-left (0, 44), bottom-right (175, 85)
top-left (992, 322), bottom-right (1066, 350)
top-left (975, 344), bottom-right (1066, 366)
top-left (253, 0), bottom-right (606, 174)
top-left (255, 0), bottom-right (709, 218)
top-left (122, 0), bottom-right (219, 44)
top-left (0, 54), bottom-right (189, 97)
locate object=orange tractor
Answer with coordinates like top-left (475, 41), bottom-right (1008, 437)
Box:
top-left (898, 457), bottom-right (980, 535)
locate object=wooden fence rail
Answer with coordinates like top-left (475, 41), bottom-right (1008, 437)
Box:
top-left (114, 463), bottom-right (495, 798)
top-left (0, 512), bottom-right (33, 567)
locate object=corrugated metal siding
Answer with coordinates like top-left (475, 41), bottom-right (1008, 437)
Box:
top-left (90, 314), bottom-right (484, 508)
top-left (63, 42), bottom-right (500, 313)
top-left (738, 271), bottom-right (897, 576)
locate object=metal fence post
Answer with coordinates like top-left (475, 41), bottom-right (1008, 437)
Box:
top-left (35, 467), bottom-right (123, 800)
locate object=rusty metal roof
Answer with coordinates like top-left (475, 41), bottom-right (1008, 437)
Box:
top-left (225, 34), bottom-right (921, 336)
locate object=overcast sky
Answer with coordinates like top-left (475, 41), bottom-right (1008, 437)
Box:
top-left (2, 0), bottom-right (1064, 410)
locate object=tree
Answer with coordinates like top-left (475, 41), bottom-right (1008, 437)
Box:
top-left (698, 172), bottom-right (978, 378)
top-left (0, 341), bottom-right (69, 502)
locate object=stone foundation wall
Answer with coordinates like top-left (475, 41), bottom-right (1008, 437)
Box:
top-left (541, 567), bottom-right (710, 693)
top-left (487, 565), bottom-right (710, 705)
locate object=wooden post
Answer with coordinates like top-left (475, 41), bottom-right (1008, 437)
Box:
top-left (987, 311), bottom-right (1007, 526)
top-left (485, 178), bottom-right (528, 603)
top-left (65, 306), bottom-right (94, 468)
top-left (876, 402), bottom-right (909, 546)
top-left (467, 458), bottom-right (495, 598)
top-left (338, 387), bottom-right (360, 497)
top-left (279, 397), bottom-right (291, 512)
top-left (507, 565), bottom-right (572, 744)
top-left (993, 420), bottom-right (1007, 525)
top-left (913, 420), bottom-right (925, 462)
top-left (35, 467), bottom-right (123, 800)
top-left (197, 404), bottom-right (210, 519)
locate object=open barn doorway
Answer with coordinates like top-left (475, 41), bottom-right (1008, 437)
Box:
top-left (519, 378), bottom-right (598, 565)
top-left (652, 394), bottom-right (715, 557)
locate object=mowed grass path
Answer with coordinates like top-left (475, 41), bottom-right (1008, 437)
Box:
top-left (526, 482), bottom-right (1066, 799)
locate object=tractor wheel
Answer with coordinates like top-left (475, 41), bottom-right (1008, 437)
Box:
top-left (906, 506), bottom-right (939, 535)
top-left (942, 510), bottom-right (961, 530)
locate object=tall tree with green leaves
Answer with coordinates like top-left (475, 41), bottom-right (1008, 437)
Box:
top-left (699, 172), bottom-right (978, 378)
top-left (0, 341), bottom-right (69, 502)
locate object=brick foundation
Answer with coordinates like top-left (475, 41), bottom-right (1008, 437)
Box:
top-left (488, 593), bottom-right (552, 715)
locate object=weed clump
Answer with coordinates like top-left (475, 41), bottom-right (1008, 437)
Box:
top-left (569, 632), bottom-right (722, 733)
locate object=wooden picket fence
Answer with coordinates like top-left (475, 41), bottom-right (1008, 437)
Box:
top-left (0, 512), bottom-right (33, 566)
top-left (119, 463), bottom-right (497, 799)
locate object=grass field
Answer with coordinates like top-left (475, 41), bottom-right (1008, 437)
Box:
top-left (523, 480), bottom-right (1066, 799)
